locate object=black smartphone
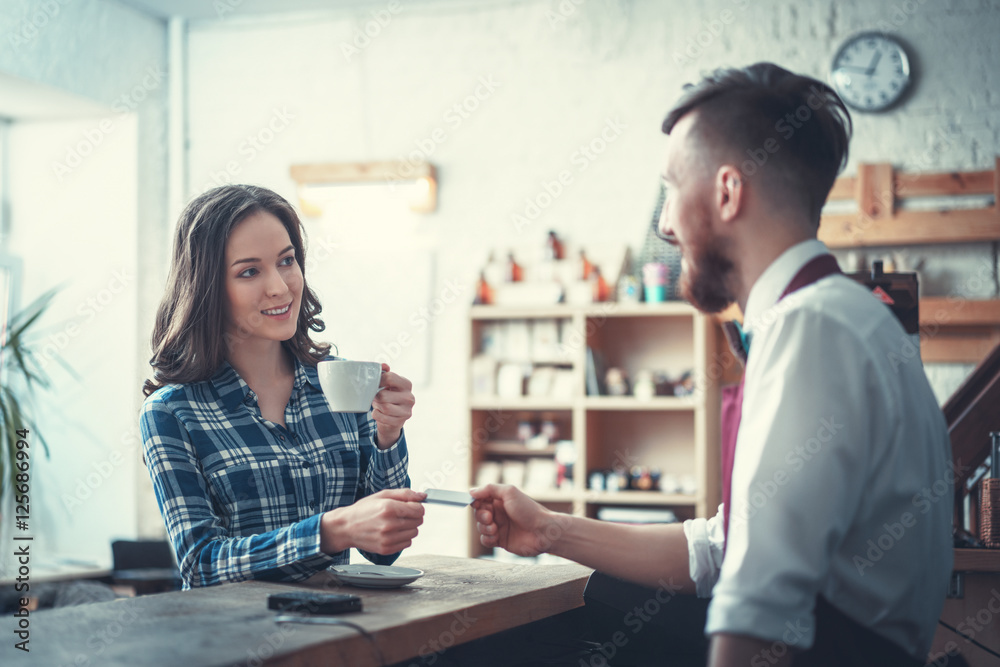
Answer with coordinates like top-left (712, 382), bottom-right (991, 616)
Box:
top-left (267, 591), bottom-right (363, 615)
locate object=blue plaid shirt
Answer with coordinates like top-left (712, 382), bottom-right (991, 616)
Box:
top-left (139, 356), bottom-right (410, 589)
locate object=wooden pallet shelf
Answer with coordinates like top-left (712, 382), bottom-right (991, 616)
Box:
top-left (819, 158), bottom-right (1000, 248)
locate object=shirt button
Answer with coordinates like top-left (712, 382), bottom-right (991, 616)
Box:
top-left (279, 435), bottom-right (285, 441)
top-left (301, 461), bottom-right (311, 468)
top-left (309, 502), bottom-right (317, 510)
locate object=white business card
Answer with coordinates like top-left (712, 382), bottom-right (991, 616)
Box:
top-left (422, 489), bottom-right (474, 507)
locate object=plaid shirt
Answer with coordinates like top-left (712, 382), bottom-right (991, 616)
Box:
top-left (140, 357), bottom-right (410, 589)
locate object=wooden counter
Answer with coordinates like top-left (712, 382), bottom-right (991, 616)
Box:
top-left (17, 555), bottom-right (592, 666)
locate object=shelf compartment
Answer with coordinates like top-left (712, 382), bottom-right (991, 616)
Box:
top-left (587, 315), bottom-right (696, 386)
top-left (585, 502), bottom-right (695, 523)
top-left (470, 397), bottom-right (576, 410)
top-left (483, 441), bottom-right (559, 456)
top-left (584, 491), bottom-right (697, 506)
top-left (583, 396), bottom-right (697, 411)
top-left (585, 411), bottom-right (696, 483)
top-left (470, 303), bottom-right (696, 320)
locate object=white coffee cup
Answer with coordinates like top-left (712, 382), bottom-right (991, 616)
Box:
top-left (317, 360), bottom-right (383, 413)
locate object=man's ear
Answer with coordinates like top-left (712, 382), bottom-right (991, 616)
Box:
top-left (715, 165), bottom-right (743, 224)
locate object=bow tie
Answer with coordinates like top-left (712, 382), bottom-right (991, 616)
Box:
top-left (722, 320), bottom-right (751, 365)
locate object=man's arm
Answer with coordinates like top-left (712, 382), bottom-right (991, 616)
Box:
top-left (709, 634), bottom-right (794, 667)
top-left (472, 484), bottom-right (697, 593)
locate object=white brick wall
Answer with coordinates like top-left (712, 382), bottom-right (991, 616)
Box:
top-left (184, 0), bottom-right (1000, 557)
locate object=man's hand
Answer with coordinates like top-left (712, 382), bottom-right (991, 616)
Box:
top-left (471, 484), bottom-right (569, 557)
top-left (320, 488), bottom-right (426, 555)
top-left (372, 363), bottom-right (414, 448)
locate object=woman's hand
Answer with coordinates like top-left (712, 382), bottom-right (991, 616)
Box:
top-left (320, 488), bottom-right (426, 555)
top-left (372, 363), bottom-right (414, 448)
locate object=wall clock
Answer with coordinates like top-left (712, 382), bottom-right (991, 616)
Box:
top-left (830, 32), bottom-right (912, 112)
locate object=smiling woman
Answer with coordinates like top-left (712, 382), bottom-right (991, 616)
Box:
top-left (139, 184), bottom-right (425, 589)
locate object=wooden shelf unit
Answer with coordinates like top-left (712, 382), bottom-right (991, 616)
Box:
top-left (468, 302), bottom-right (720, 557)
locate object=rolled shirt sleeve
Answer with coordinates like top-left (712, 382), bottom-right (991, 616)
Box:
top-left (683, 505), bottom-right (726, 598)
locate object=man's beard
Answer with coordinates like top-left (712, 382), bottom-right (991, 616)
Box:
top-left (678, 227), bottom-right (736, 314)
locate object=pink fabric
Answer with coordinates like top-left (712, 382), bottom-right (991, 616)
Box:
top-left (720, 254), bottom-right (841, 547)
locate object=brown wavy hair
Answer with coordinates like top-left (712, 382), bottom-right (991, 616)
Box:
top-left (143, 185), bottom-right (331, 397)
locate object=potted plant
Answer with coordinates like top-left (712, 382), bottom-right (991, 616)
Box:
top-left (0, 289), bottom-right (64, 574)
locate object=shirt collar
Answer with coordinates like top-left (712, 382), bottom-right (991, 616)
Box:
top-left (211, 355), bottom-right (322, 412)
top-left (742, 239), bottom-right (829, 336)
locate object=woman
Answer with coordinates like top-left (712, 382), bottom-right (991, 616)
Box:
top-left (140, 184), bottom-right (424, 589)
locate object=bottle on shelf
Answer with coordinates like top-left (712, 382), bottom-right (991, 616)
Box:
top-left (545, 231), bottom-right (565, 260)
top-left (579, 249), bottom-right (595, 280)
top-left (474, 271), bottom-right (493, 305)
top-left (591, 266), bottom-right (610, 302)
top-left (506, 251), bottom-right (523, 282)
top-left (982, 431), bottom-right (1000, 548)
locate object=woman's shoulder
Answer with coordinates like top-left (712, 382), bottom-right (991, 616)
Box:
top-left (141, 373), bottom-right (220, 412)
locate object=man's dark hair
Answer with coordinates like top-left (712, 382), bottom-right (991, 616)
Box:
top-left (663, 62), bottom-right (852, 226)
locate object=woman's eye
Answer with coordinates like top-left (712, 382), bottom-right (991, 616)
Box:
top-left (280, 255), bottom-right (296, 267)
top-left (238, 267), bottom-right (258, 278)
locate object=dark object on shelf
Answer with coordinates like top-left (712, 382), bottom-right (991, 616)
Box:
top-left (942, 341), bottom-right (1000, 538)
top-left (111, 540), bottom-right (182, 595)
top-left (473, 271), bottom-right (493, 305)
top-left (545, 230), bottom-right (565, 260)
top-left (981, 432), bottom-right (1000, 547)
top-left (579, 249), bottom-right (594, 280)
top-left (635, 183), bottom-right (683, 300)
top-left (505, 251), bottom-right (522, 282)
top-left (844, 260), bottom-right (919, 334)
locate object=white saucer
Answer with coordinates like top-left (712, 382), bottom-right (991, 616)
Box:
top-left (329, 564), bottom-right (424, 588)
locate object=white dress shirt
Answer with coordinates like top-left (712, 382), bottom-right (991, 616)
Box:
top-left (683, 239), bottom-right (953, 659)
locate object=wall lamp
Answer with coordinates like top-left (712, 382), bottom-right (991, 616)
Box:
top-left (290, 161), bottom-right (437, 216)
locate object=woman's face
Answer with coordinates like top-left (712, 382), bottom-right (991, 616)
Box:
top-left (223, 210), bottom-right (303, 348)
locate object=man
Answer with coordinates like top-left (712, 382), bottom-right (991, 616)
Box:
top-left (472, 63), bottom-right (953, 666)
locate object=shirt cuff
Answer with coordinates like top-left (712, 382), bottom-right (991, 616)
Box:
top-left (370, 429), bottom-right (408, 483)
top-left (292, 513), bottom-right (341, 566)
top-left (706, 593), bottom-right (816, 650)
top-left (682, 505), bottom-right (725, 598)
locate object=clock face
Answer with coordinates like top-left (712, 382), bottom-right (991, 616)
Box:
top-left (830, 32), bottom-right (911, 112)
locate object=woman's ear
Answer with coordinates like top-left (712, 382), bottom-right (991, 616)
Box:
top-left (715, 165), bottom-right (744, 224)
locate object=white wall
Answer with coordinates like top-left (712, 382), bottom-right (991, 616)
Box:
top-left (181, 0), bottom-right (1000, 557)
top-left (4, 117), bottom-right (139, 569)
top-left (0, 0), bottom-right (168, 567)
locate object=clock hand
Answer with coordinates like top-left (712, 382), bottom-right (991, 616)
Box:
top-left (865, 50), bottom-right (882, 76)
top-left (835, 65), bottom-right (872, 74)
